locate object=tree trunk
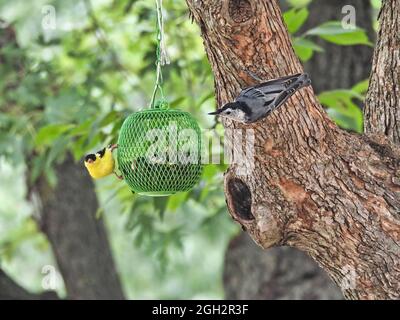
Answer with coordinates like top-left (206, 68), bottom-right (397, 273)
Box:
top-left (31, 154), bottom-right (125, 299)
top-left (365, 0), bottom-right (400, 144)
top-left (223, 232), bottom-right (342, 300)
top-left (186, 0), bottom-right (400, 299)
top-left (223, 0), bottom-right (374, 300)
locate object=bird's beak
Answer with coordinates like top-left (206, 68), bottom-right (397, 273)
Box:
top-left (110, 144), bottom-right (118, 151)
top-left (208, 110), bottom-right (222, 116)
top-left (86, 159), bottom-right (94, 164)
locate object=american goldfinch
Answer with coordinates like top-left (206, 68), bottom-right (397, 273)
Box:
top-left (84, 144), bottom-right (122, 180)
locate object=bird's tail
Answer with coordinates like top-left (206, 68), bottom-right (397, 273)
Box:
top-left (269, 73), bottom-right (311, 111)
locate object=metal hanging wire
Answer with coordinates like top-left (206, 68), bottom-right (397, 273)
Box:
top-left (149, 0), bottom-right (170, 109)
top-left (116, 0), bottom-right (203, 195)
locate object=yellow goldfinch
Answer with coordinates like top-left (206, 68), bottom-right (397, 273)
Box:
top-left (84, 144), bottom-right (122, 180)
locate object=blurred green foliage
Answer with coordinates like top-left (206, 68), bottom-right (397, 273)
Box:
top-left (283, 2), bottom-right (374, 133)
top-left (0, 0), bottom-right (234, 299)
top-left (0, 0), bottom-right (377, 298)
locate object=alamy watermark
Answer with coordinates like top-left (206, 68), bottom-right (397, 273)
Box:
top-left (131, 122), bottom-right (256, 177)
top-left (0, 4), bottom-right (361, 32)
top-left (41, 5), bottom-right (56, 30)
top-left (41, 264), bottom-right (61, 291)
top-left (341, 5), bottom-right (357, 30)
top-left (340, 264), bottom-right (357, 290)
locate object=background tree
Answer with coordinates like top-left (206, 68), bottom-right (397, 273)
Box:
top-left (0, 22), bottom-right (123, 299)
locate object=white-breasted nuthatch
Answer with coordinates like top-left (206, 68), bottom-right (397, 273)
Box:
top-left (208, 73), bottom-right (311, 123)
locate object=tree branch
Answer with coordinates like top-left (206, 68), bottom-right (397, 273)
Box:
top-left (186, 0), bottom-right (400, 299)
top-left (0, 269), bottom-right (58, 300)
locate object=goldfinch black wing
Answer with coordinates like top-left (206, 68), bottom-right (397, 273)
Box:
top-left (96, 147), bottom-right (106, 158)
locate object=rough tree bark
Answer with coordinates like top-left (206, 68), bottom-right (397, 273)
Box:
top-left (224, 233), bottom-right (342, 299)
top-left (365, 0), bottom-right (400, 144)
top-left (186, 0), bottom-right (400, 299)
top-left (223, 0), bottom-right (374, 300)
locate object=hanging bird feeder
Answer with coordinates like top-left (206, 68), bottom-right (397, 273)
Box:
top-left (117, 0), bottom-right (203, 196)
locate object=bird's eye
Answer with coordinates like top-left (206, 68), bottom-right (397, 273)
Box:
top-left (226, 111), bottom-right (231, 115)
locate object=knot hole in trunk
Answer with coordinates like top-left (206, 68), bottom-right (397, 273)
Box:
top-left (227, 178), bottom-right (255, 221)
top-left (228, 0), bottom-right (253, 23)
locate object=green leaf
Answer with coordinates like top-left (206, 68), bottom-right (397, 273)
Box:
top-left (371, 0), bottom-right (382, 9)
top-left (99, 110), bottom-right (120, 128)
top-left (30, 153), bottom-right (47, 184)
top-left (153, 196), bottom-right (169, 220)
top-left (45, 166), bottom-right (57, 188)
top-left (35, 124), bottom-right (74, 147)
top-left (196, 91), bottom-right (214, 109)
top-left (293, 37), bottom-right (324, 61)
top-left (167, 192), bottom-right (189, 212)
top-left (283, 8), bottom-right (309, 34)
top-left (287, 0), bottom-right (311, 9)
top-left (352, 79), bottom-right (369, 94)
top-left (126, 197), bottom-right (153, 232)
top-left (69, 119), bottom-right (92, 136)
top-left (169, 97), bottom-right (187, 109)
top-left (306, 21), bottom-right (372, 46)
top-left (318, 90), bottom-right (364, 132)
top-left (202, 165), bottom-right (219, 180)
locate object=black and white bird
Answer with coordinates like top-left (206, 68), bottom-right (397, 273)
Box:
top-left (208, 73), bottom-right (311, 123)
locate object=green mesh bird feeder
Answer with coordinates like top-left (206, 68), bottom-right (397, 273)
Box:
top-left (117, 0), bottom-right (203, 196)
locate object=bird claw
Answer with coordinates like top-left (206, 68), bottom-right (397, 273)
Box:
top-left (114, 172), bottom-right (123, 180)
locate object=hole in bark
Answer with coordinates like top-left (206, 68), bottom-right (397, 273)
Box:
top-left (368, 140), bottom-right (396, 160)
top-left (228, 0), bottom-right (253, 23)
top-left (365, 137), bottom-right (400, 167)
top-left (227, 178), bottom-right (255, 221)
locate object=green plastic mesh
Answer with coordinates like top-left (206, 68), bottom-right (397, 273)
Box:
top-left (117, 108), bottom-right (203, 196)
